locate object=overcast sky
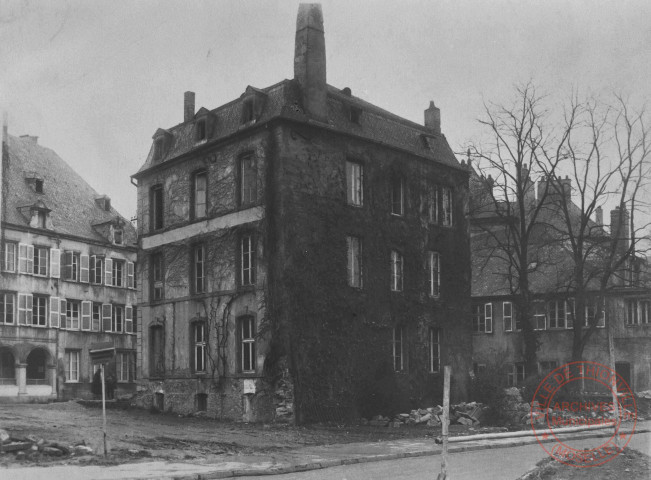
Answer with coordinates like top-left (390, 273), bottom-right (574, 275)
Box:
top-left (1, 0), bottom-right (649, 219)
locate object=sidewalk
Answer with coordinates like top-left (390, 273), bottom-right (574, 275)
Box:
top-left (3, 421), bottom-right (649, 480)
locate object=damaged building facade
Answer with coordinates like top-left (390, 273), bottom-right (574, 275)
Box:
top-left (470, 168), bottom-right (651, 391)
top-left (132, 4), bottom-right (472, 422)
top-left (0, 123), bottom-right (138, 402)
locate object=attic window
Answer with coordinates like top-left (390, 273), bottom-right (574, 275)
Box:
top-left (35, 180), bottom-right (44, 194)
top-left (104, 199), bottom-right (111, 211)
top-left (114, 229), bottom-right (123, 245)
top-left (153, 137), bottom-right (165, 161)
top-left (196, 119), bottom-right (207, 141)
top-left (242, 99), bottom-right (255, 124)
top-left (349, 106), bottom-right (362, 124)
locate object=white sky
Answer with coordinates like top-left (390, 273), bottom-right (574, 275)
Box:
top-left (1, 0), bottom-right (650, 220)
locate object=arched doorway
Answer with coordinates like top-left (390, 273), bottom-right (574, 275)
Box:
top-left (0, 348), bottom-right (16, 385)
top-left (26, 349), bottom-right (49, 385)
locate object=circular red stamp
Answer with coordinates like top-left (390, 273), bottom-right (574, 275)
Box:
top-left (530, 361), bottom-right (637, 467)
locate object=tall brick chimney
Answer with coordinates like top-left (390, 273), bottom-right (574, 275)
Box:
top-left (294, 4), bottom-right (327, 121)
top-left (184, 91), bottom-right (196, 122)
top-left (610, 206), bottom-right (630, 252)
top-left (595, 206), bottom-right (603, 226)
top-left (424, 101), bottom-right (441, 135)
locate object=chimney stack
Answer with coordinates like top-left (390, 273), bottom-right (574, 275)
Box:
top-left (294, 4), bottom-right (327, 121)
top-left (184, 91), bottom-right (196, 122)
top-left (2, 112), bottom-right (7, 142)
top-left (610, 206), bottom-right (630, 250)
top-left (595, 206), bottom-right (603, 225)
top-left (424, 101), bottom-right (441, 135)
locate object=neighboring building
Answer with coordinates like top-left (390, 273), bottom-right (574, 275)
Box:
top-left (470, 167), bottom-right (651, 391)
top-left (0, 124), bottom-right (137, 402)
top-left (132, 4), bottom-right (472, 422)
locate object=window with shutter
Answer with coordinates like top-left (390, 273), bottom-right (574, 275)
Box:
top-left (81, 301), bottom-right (92, 331)
top-left (104, 258), bottom-right (113, 286)
top-left (125, 306), bottom-right (133, 333)
top-left (18, 244), bottom-right (29, 273)
top-left (49, 297), bottom-right (60, 328)
top-left (127, 262), bottom-right (134, 288)
top-left (18, 293), bottom-right (32, 325)
top-left (102, 304), bottom-right (112, 332)
top-left (50, 249), bottom-right (61, 278)
top-left (80, 254), bottom-right (90, 282)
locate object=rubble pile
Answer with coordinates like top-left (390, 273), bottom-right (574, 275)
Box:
top-left (361, 402), bottom-right (488, 428)
top-left (0, 428), bottom-right (93, 461)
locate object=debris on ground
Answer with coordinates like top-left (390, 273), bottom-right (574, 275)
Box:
top-left (0, 428), bottom-right (94, 462)
top-left (361, 402), bottom-right (489, 428)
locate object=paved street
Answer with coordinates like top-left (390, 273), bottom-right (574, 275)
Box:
top-left (236, 432), bottom-right (651, 480)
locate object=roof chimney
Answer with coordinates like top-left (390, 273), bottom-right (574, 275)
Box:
top-left (610, 206), bottom-right (630, 252)
top-left (184, 91), bottom-right (196, 122)
top-left (2, 112), bottom-right (7, 142)
top-left (424, 101), bottom-right (441, 135)
top-left (294, 4), bottom-right (327, 121)
top-left (595, 206), bottom-right (603, 226)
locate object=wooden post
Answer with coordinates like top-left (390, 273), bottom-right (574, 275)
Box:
top-left (101, 364), bottom-right (108, 456)
top-left (438, 365), bottom-right (451, 480)
top-left (606, 300), bottom-right (621, 449)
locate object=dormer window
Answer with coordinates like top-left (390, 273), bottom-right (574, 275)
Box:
top-left (114, 229), bottom-right (123, 245)
top-left (153, 137), bottom-right (165, 161)
top-left (37, 210), bottom-right (46, 228)
top-left (35, 180), bottom-right (44, 194)
top-left (242, 99), bottom-right (255, 124)
top-left (196, 119), bottom-right (207, 141)
top-left (151, 129), bottom-right (172, 163)
top-left (240, 86), bottom-right (267, 126)
top-left (95, 196), bottom-right (111, 212)
top-left (349, 106), bottom-right (362, 124)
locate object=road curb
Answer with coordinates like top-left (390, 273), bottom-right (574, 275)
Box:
top-left (173, 426), bottom-right (649, 480)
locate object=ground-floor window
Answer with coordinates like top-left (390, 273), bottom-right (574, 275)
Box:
top-left (0, 348), bottom-right (15, 384)
top-left (65, 350), bottom-right (80, 382)
top-left (507, 363), bottom-right (525, 386)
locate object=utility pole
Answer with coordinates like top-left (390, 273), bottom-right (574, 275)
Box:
top-left (437, 365), bottom-right (451, 480)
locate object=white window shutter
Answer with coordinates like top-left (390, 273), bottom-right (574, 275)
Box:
top-left (105, 258), bottom-right (113, 286)
top-left (127, 262), bottom-right (134, 289)
top-left (102, 304), bottom-right (112, 332)
top-left (60, 298), bottom-right (67, 329)
top-left (81, 301), bottom-right (92, 331)
top-left (27, 245), bottom-right (34, 273)
top-left (50, 248), bottom-right (61, 278)
top-left (80, 254), bottom-right (90, 282)
top-left (49, 297), bottom-right (60, 328)
top-left (125, 305), bottom-right (133, 333)
top-left (18, 243), bottom-right (28, 273)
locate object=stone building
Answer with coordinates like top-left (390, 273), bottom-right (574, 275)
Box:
top-left (0, 122), bottom-right (137, 402)
top-left (470, 168), bottom-right (651, 391)
top-left (132, 4), bottom-right (472, 422)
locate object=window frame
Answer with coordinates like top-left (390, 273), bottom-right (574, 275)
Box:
top-left (116, 352), bottom-right (131, 383)
top-left (63, 251), bottom-right (80, 282)
top-left (191, 170), bottom-right (208, 220)
top-left (472, 303), bottom-right (493, 333)
top-left (32, 295), bottom-right (47, 327)
top-left (192, 321), bottom-right (207, 374)
top-left (346, 235), bottom-right (362, 288)
top-left (112, 259), bottom-right (125, 287)
top-left (239, 154), bottom-right (257, 207)
top-left (64, 350), bottom-right (80, 383)
top-left (390, 250), bottom-right (403, 292)
top-left (391, 176), bottom-right (404, 216)
top-left (392, 326), bottom-right (404, 372)
top-left (428, 251), bottom-right (440, 298)
top-left (150, 324), bottom-right (165, 378)
top-left (345, 160), bottom-right (363, 207)
top-left (441, 186), bottom-right (453, 226)
top-left (3, 242), bottom-right (16, 272)
top-left (112, 304), bottom-right (124, 333)
top-left (65, 300), bottom-right (81, 330)
top-left (193, 244), bottom-right (206, 294)
top-left (240, 234), bottom-right (255, 287)
top-left (150, 184), bottom-right (164, 231)
top-left (429, 327), bottom-right (440, 373)
top-left (151, 252), bottom-right (164, 301)
top-left (32, 246), bottom-right (48, 277)
top-left (238, 316), bottom-right (256, 374)
top-left (0, 292), bottom-right (16, 324)
top-left (503, 301), bottom-right (516, 332)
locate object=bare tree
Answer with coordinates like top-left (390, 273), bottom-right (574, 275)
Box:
top-left (468, 83), bottom-right (577, 377)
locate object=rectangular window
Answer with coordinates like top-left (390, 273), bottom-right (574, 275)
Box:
top-left (429, 185), bottom-right (439, 224)
top-left (507, 363), bottom-right (526, 386)
top-left (33, 247), bottom-right (48, 276)
top-left (642, 301), bottom-right (650, 324)
top-left (429, 327), bottom-right (440, 373)
top-left (346, 161), bottom-right (363, 206)
top-left (239, 316), bottom-right (256, 373)
top-left (150, 185), bottom-right (164, 231)
top-left (50, 248), bottom-right (60, 278)
top-left (112, 305), bottom-right (124, 333)
top-left (4, 242), bottom-right (16, 272)
top-left (90, 256), bottom-right (104, 284)
top-left (473, 303), bottom-right (492, 333)
top-left (192, 170), bottom-right (207, 219)
top-left (151, 253), bottom-right (164, 301)
top-left (80, 254), bottom-right (90, 282)
top-left (442, 187), bottom-right (453, 226)
top-left (193, 323), bottom-right (206, 373)
top-left (241, 234), bottom-right (255, 286)
top-left (18, 293), bottom-right (32, 325)
top-left (347, 236), bottom-right (362, 288)
top-left (32, 295), bottom-right (47, 326)
top-left (193, 244), bottom-right (205, 293)
top-left (102, 304), bottom-right (112, 332)
top-left (127, 261), bottom-right (135, 289)
top-left (117, 352), bottom-right (130, 382)
top-left (92, 303), bottom-right (102, 332)
top-left (239, 154), bottom-right (257, 206)
top-left (539, 361), bottom-right (558, 373)
top-left (125, 305), bottom-right (133, 333)
top-left (549, 300), bottom-right (567, 329)
top-left (533, 302), bottom-right (546, 330)
top-left (65, 300), bottom-right (80, 330)
top-left (65, 351), bottom-right (80, 382)
top-left (18, 243), bottom-right (33, 274)
top-left (391, 177), bottom-right (403, 215)
top-left (0, 293), bottom-right (15, 324)
top-left (63, 251), bottom-right (80, 281)
top-left (390, 250), bottom-right (403, 292)
top-left (392, 326), bottom-right (403, 372)
top-left (112, 259), bottom-right (125, 287)
top-left (428, 251), bottom-right (440, 297)
top-left (504, 301), bottom-right (514, 331)
top-left (585, 299), bottom-right (605, 328)
top-left (626, 299), bottom-right (649, 326)
top-left (150, 325), bottom-right (165, 377)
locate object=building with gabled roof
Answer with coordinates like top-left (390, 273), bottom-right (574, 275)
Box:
top-left (1, 123), bottom-right (137, 402)
top-left (131, 4), bottom-right (472, 422)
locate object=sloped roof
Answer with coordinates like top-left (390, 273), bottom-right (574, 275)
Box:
top-left (3, 134), bottom-right (137, 246)
top-left (133, 79), bottom-right (462, 177)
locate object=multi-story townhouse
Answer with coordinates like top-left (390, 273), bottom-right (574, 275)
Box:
top-left (132, 4), bottom-right (472, 423)
top-left (0, 124), bottom-right (137, 401)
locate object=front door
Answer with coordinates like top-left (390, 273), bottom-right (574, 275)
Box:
top-left (615, 362), bottom-right (632, 391)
